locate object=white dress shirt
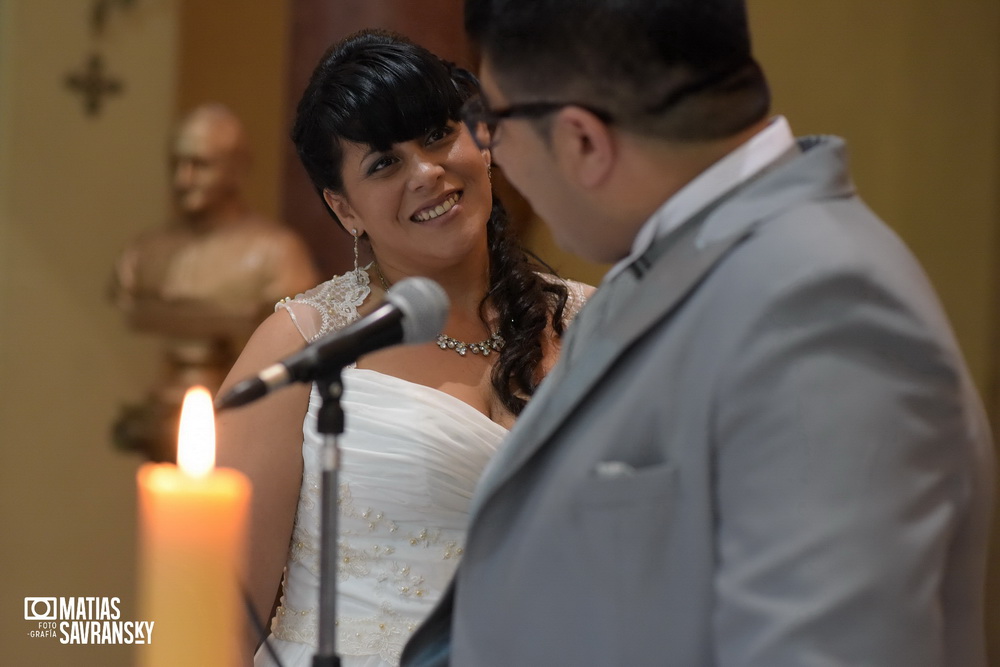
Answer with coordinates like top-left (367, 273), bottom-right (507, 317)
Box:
top-left (604, 116), bottom-right (797, 283)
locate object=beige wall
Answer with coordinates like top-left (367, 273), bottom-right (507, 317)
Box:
top-left (749, 0), bottom-right (1000, 397)
top-left (0, 0), bottom-right (177, 664)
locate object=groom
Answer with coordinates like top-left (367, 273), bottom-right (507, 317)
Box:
top-left (403, 1), bottom-right (994, 665)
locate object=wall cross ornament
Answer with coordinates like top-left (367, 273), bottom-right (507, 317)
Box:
top-left (63, 0), bottom-right (137, 117)
top-left (65, 52), bottom-right (124, 116)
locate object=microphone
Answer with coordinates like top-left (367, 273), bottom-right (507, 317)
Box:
top-left (216, 277), bottom-right (448, 410)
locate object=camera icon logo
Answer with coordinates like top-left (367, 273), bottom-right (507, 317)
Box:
top-left (24, 597), bottom-right (57, 621)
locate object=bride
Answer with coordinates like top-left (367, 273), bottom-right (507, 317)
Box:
top-left (216, 29), bottom-right (589, 666)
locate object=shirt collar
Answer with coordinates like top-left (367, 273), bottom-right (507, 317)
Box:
top-left (603, 116), bottom-right (796, 283)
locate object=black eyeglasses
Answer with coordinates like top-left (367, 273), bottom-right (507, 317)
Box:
top-left (460, 97), bottom-right (614, 150)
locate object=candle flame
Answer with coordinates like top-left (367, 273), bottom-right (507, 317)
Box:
top-left (177, 386), bottom-right (216, 477)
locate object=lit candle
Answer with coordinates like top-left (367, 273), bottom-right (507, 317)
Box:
top-left (137, 386), bottom-right (251, 667)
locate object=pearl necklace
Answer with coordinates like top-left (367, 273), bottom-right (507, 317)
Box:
top-left (375, 262), bottom-right (506, 358)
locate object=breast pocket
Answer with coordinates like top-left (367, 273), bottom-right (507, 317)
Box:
top-left (577, 460), bottom-right (677, 508)
top-left (573, 462), bottom-right (678, 640)
top-left (574, 461), bottom-right (679, 564)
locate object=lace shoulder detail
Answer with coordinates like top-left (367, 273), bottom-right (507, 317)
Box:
top-left (539, 274), bottom-right (591, 325)
top-left (563, 278), bottom-right (590, 323)
top-left (276, 268), bottom-right (371, 342)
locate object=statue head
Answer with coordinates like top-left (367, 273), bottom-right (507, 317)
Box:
top-left (170, 103), bottom-right (251, 221)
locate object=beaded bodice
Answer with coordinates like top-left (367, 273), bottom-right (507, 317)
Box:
top-left (270, 370), bottom-right (507, 664)
top-left (265, 269), bottom-right (587, 665)
top-left (269, 270), bottom-right (508, 664)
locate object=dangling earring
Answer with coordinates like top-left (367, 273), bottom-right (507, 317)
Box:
top-left (351, 228), bottom-right (363, 285)
top-left (487, 163), bottom-right (492, 182)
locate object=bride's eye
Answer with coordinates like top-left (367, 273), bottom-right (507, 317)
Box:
top-left (368, 155), bottom-right (397, 175)
top-left (425, 124), bottom-right (455, 145)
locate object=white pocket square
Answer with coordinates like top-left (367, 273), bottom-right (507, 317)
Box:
top-left (594, 461), bottom-right (636, 478)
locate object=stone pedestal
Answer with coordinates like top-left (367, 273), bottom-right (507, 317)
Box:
top-left (113, 299), bottom-right (264, 462)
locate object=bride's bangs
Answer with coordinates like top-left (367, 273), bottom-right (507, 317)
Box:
top-left (330, 49), bottom-right (466, 152)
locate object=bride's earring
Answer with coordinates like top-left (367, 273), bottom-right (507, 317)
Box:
top-left (351, 228), bottom-right (363, 285)
top-left (482, 149), bottom-right (492, 183)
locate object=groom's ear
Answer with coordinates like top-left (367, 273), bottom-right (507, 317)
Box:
top-left (549, 106), bottom-right (617, 190)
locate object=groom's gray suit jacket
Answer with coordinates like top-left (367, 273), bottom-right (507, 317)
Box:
top-left (402, 136), bottom-right (994, 666)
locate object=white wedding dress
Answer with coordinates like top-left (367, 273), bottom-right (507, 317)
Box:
top-left (253, 269), bottom-right (534, 667)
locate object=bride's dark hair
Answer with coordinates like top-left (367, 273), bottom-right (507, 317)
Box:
top-left (291, 28), bottom-right (568, 414)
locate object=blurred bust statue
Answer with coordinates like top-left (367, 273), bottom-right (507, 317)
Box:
top-left (112, 103), bottom-right (319, 459)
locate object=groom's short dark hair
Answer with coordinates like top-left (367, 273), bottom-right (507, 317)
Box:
top-left (464, 0), bottom-right (770, 141)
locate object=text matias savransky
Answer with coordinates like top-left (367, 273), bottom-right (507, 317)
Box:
top-left (24, 596), bottom-right (155, 645)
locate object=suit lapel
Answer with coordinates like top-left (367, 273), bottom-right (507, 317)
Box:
top-left (468, 216), bottom-right (750, 518)
top-left (469, 136), bottom-right (856, 518)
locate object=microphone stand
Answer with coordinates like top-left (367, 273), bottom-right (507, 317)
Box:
top-left (312, 370), bottom-right (344, 667)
